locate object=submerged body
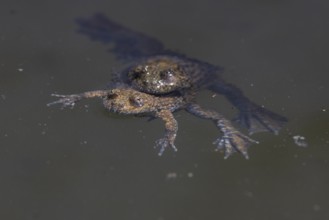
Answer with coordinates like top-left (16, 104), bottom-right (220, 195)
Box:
top-left (48, 87), bottom-right (257, 159)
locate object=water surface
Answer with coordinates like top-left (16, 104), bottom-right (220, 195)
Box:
top-left (0, 0), bottom-right (328, 219)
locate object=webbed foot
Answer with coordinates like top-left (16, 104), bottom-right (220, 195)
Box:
top-left (213, 131), bottom-right (259, 159)
top-left (47, 94), bottom-right (82, 109)
top-left (155, 137), bottom-right (178, 156)
top-left (234, 105), bottom-right (288, 135)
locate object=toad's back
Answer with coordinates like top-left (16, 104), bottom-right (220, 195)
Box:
top-left (121, 55), bottom-right (222, 94)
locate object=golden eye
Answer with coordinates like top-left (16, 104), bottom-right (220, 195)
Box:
top-left (129, 96), bottom-right (144, 107)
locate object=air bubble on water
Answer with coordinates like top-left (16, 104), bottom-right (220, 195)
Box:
top-left (313, 204), bottom-right (321, 212)
top-left (80, 140), bottom-right (88, 145)
top-left (166, 172), bottom-right (177, 180)
top-left (293, 135), bottom-right (308, 147)
top-left (187, 172), bottom-right (194, 178)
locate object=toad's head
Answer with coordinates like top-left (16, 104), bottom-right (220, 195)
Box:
top-left (127, 56), bottom-right (191, 94)
top-left (103, 88), bottom-right (156, 114)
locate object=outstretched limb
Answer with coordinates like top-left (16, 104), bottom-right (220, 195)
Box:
top-left (47, 90), bottom-right (109, 108)
top-left (76, 14), bottom-right (174, 61)
top-left (154, 110), bottom-right (178, 156)
top-left (186, 103), bottom-right (258, 159)
top-left (208, 80), bottom-right (288, 135)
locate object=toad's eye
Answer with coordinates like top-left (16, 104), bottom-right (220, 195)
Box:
top-left (107, 93), bottom-right (118, 99)
top-left (159, 70), bottom-right (174, 81)
top-left (130, 71), bottom-right (141, 80)
top-left (129, 67), bottom-right (145, 80)
top-left (129, 96), bottom-right (144, 107)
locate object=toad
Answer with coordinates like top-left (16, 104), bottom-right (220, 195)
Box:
top-left (47, 86), bottom-right (257, 159)
top-left (76, 14), bottom-right (287, 135)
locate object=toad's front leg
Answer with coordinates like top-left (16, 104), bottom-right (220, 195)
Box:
top-left (186, 103), bottom-right (258, 159)
top-left (47, 90), bottom-right (109, 108)
top-left (154, 110), bottom-right (178, 156)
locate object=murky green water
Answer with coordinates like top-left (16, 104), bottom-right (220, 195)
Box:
top-left (1, 0), bottom-right (328, 219)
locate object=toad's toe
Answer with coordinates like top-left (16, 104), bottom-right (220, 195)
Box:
top-left (234, 106), bottom-right (287, 135)
top-left (214, 131), bottom-right (258, 159)
top-left (155, 138), bottom-right (177, 156)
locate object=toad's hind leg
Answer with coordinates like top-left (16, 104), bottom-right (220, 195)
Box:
top-left (186, 103), bottom-right (258, 159)
top-left (208, 80), bottom-right (288, 135)
top-left (154, 110), bottom-right (178, 156)
top-left (76, 14), bottom-right (171, 61)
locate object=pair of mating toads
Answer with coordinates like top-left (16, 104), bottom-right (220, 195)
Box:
top-left (48, 14), bottom-right (287, 159)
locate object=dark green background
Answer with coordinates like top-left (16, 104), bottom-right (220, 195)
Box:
top-left (0, 0), bottom-right (328, 219)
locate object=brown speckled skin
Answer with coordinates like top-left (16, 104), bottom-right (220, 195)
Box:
top-left (124, 55), bottom-right (216, 94)
top-left (126, 56), bottom-right (193, 95)
top-left (48, 87), bottom-right (257, 158)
